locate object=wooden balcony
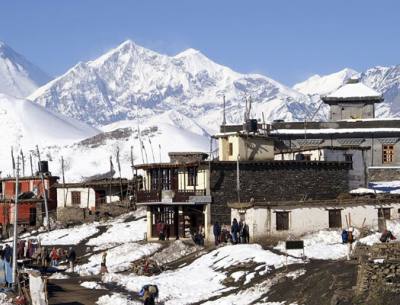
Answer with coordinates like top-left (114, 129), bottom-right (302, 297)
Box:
top-left (136, 189), bottom-right (206, 203)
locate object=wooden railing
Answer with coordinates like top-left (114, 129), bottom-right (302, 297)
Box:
top-left (174, 189), bottom-right (207, 202)
top-left (136, 189), bottom-right (206, 203)
top-left (136, 190), bottom-right (161, 202)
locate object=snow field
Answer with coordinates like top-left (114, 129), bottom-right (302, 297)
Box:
top-left (102, 244), bottom-right (300, 305)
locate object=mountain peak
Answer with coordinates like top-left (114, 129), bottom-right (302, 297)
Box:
top-left (175, 48), bottom-right (202, 58)
top-left (0, 41), bottom-right (50, 97)
top-left (293, 68), bottom-right (358, 96)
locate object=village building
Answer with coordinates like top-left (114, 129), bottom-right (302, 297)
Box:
top-left (230, 195), bottom-right (400, 240)
top-left (55, 178), bottom-right (134, 223)
top-left (136, 79), bottom-right (400, 242)
top-left (135, 152), bottom-right (211, 240)
top-left (0, 161), bottom-right (58, 236)
top-left (135, 145), bottom-right (351, 242)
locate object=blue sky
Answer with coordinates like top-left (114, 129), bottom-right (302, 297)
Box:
top-left (1, 1), bottom-right (399, 85)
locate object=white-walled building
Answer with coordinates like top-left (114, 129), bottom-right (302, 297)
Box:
top-left (230, 195), bottom-right (400, 240)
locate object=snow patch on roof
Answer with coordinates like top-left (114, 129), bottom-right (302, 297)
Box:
top-left (325, 82), bottom-right (382, 99)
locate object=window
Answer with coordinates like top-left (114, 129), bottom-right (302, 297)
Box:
top-left (344, 154), bottom-right (353, 169)
top-left (378, 208), bottom-right (391, 220)
top-left (187, 167), bottom-right (197, 186)
top-left (303, 154), bottom-right (311, 161)
top-left (328, 209), bottom-right (342, 228)
top-left (382, 145), bottom-right (394, 163)
top-left (228, 143), bottom-right (233, 156)
top-left (276, 212), bottom-right (289, 231)
top-left (71, 191), bottom-right (81, 205)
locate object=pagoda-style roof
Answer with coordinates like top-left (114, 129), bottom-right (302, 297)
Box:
top-left (322, 79), bottom-right (383, 103)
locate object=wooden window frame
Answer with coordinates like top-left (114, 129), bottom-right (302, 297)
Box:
top-left (71, 191), bottom-right (81, 205)
top-left (382, 145), bottom-right (394, 164)
top-left (187, 167), bottom-right (198, 187)
top-left (276, 211), bottom-right (289, 231)
top-left (378, 207), bottom-right (391, 220)
top-left (328, 209), bottom-right (342, 228)
top-left (228, 142), bottom-right (233, 156)
top-left (344, 154), bottom-right (353, 169)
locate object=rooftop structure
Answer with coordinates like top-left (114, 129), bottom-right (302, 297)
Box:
top-left (321, 78), bottom-right (383, 121)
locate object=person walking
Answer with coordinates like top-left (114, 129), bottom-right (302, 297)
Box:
top-left (213, 222), bottom-right (221, 246)
top-left (67, 247), bottom-right (77, 272)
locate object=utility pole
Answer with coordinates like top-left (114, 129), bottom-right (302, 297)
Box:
top-left (61, 156), bottom-right (67, 207)
top-left (116, 147), bottom-right (123, 201)
top-left (158, 144), bottom-right (162, 163)
top-left (109, 156), bottom-right (113, 204)
top-left (12, 155), bottom-right (20, 287)
top-left (130, 146), bottom-right (135, 179)
top-left (11, 147), bottom-right (15, 177)
top-left (29, 154), bottom-right (34, 176)
top-left (236, 154), bottom-right (241, 205)
top-left (36, 146), bottom-right (50, 232)
top-left (148, 138), bottom-right (155, 163)
top-left (222, 95), bottom-right (227, 126)
top-left (20, 150), bottom-right (25, 177)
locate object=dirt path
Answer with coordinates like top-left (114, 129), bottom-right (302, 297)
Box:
top-left (47, 275), bottom-right (108, 305)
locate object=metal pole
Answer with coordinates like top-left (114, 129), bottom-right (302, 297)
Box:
top-left (12, 156), bottom-right (20, 286)
top-left (236, 154), bottom-right (240, 204)
top-left (36, 146), bottom-right (50, 232)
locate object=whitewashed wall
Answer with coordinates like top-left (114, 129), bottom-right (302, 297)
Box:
top-left (56, 187), bottom-right (96, 209)
top-left (232, 203), bottom-right (400, 239)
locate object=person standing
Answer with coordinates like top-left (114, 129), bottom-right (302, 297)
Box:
top-left (100, 252), bottom-right (108, 274)
top-left (213, 222), bottom-right (221, 246)
top-left (50, 247), bottom-right (60, 267)
top-left (67, 247), bottom-right (77, 272)
top-left (3, 245), bottom-right (12, 263)
top-left (0, 251), bottom-right (6, 287)
top-left (231, 218), bottom-right (239, 244)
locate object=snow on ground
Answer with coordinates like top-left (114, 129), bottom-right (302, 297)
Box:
top-left (275, 230), bottom-right (349, 260)
top-left (87, 218), bottom-right (147, 248)
top-left (48, 273), bottom-right (70, 280)
top-left (37, 222), bottom-right (100, 246)
top-left (103, 244), bottom-right (300, 305)
top-left (80, 281), bottom-right (106, 290)
top-left (201, 279), bottom-right (275, 305)
top-left (76, 243), bottom-right (161, 276)
top-left (97, 293), bottom-right (140, 305)
top-left (151, 240), bottom-right (201, 265)
top-left (358, 219), bottom-right (400, 245)
top-left (0, 293), bottom-right (12, 305)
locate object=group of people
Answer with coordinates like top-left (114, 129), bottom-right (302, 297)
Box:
top-left (156, 220), bottom-right (170, 241)
top-left (213, 218), bottom-right (249, 246)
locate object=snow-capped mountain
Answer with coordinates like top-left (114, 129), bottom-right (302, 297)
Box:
top-left (0, 41), bottom-right (50, 98)
top-left (0, 93), bottom-right (100, 177)
top-left (0, 93), bottom-right (210, 181)
top-left (294, 68), bottom-right (358, 96)
top-left (293, 66), bottom-right (400, 119)
top-left (28, 40), bottom-right (323, 133)
top-left (361, 65), bottom-right (400, 118)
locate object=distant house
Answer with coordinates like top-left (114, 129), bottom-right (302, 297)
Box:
top-left (0, 161), bottom-right (58, 235)
top-left (55, 178), bottom-right (134, 223)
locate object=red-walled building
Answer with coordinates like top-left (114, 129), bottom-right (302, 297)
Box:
top-left (0, 175), bottom-right (59, 230)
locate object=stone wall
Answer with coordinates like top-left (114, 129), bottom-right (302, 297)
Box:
top-left (356, 243), bottom-right (400, 295)
top-left (209, 161), bottom-right (350, 225)
top-left (368, 167), bottom-right (400, 182)
top-left (57, 202), bottom-right (131, 224)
